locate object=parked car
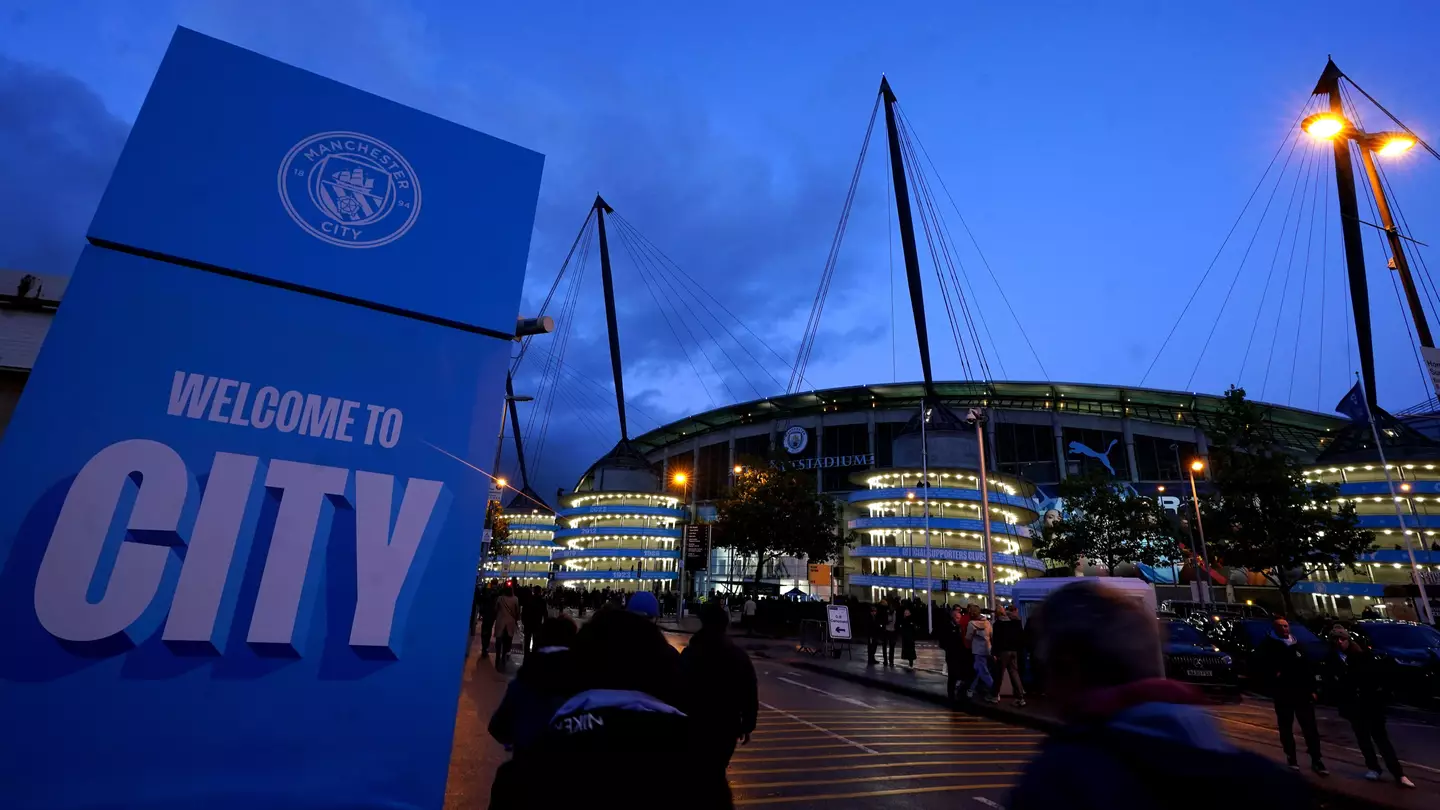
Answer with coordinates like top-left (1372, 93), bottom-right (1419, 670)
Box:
top-left (1205, 617), bottom-right (1327, 694)
top-left (1338, 620), bottom-right (1440, 706)
top-left (1162, 619), bottom-right (1240, 699)
top-left (1159, 599), bottom-right (1271, 620)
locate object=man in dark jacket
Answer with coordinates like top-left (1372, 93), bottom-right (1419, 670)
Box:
top-left (521, 585), bottom-right (547, 656)
top-left (476, 583), bottom-right (497, 660)
top-left (489, 610), bottom-right (724, 809)
top-left (1323, 627), bottom-right (1415, 787)
top-left (866, 602), bottom-right (890, 665)
top-left (1010, 582), bottom-right (1311, 810)
top-left (1256, 616), bottom-right (1327, 774)
top-left (679, 601), bottom-right (758, 791)
top-left (935, 605), bottom-right (968, 702)
top-left (488, 616), bottom-right (579, 754)
top-left (992, 604), bottom-right (1027, 706)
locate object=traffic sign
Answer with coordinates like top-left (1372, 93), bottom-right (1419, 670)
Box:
top-left (826, 604), bottom-right (852, 640)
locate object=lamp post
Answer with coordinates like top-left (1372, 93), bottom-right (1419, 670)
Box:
top-left (673, 472), bottom-right (690, 618)
top-left (1187, 459), bottom-right (1214, 608)
top-left (1304, 61), bottom-right (1429, 410)
top-left (966, 407), bottom-right (998, 613)
top-left (481, 386), bottom-right (533, 565)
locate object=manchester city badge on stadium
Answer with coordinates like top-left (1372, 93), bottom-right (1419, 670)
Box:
top-left (277, 131), bottom-right (422, 249)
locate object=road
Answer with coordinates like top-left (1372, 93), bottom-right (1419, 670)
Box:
top-left (733, 659), bottom-right (1041, 808)
top-left (443, 631), bottom-right (1042, 808)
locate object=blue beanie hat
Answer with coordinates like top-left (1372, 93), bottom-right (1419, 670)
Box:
top-left (626, 591), bottom-right (660, 618)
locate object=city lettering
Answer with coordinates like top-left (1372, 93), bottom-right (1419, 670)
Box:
top-left (31, 438), bottom-right (447, 656)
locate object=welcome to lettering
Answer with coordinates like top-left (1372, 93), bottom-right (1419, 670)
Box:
top-left (168, 371), bottom-right (403, 447)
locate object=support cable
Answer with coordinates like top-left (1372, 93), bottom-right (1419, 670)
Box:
top-left (1139, 98), bottom-right (1315, 387)
top-left (901, 132), bottom-right (976, 379)
top-left (898, 108), bottom-right (1003, 380)
top-left (528, 232), bottom-right (592, 469)
top-left (1262, 140), bottom-right (1321, 399)
top-left (1345, 85), bottom-right (1432, 397)
top-left (791, 93), bottom-right (881, 393)
top-left (1289, 154), bottom-right (1328, 405)
top-left (525, 342), bottom-right (666, 429)
top-left (609, 213), bottom-right (798, 390)
top-left (612, 224), bottom-right (728, 406)
top-left (1240, 139), bottom-right (1316, 385)
top-left (614, 223), bottom-right (755, 402)
top-left (512, 207), bottom-right (595, 375)
top-left (1341, 75), bottom-right (1440, 163)
top-left (611, 215), bottom-right (776, 396)
top-left (899, 105), bottom-right (1050, 380)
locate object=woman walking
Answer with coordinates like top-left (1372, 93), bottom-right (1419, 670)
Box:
top-left (899, 603), bottom-right (918, 669)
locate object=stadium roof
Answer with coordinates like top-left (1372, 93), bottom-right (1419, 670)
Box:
top-left (630, 380), bottom-right (1346, 456)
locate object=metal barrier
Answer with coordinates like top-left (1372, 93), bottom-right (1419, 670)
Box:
top-left (797, 619), bottom-right (826, 655)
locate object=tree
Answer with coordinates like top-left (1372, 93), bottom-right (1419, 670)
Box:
top-left (714, 464), bottom-right (847, 582)
top-left (1034, 471), bottom-right (1175, 575)
top-left (1201, 386), bottom-right (1373, 615)
top-left (484, 500), bottom-right (511, 562)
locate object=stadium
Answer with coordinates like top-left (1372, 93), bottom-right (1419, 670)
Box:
top-left (546, 379), bottom-right (1440, 618)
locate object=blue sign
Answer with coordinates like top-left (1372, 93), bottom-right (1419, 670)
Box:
top-left (0, 28), bottom-right (541, 810)
top-left (88, 28), bottom-right (543, 336)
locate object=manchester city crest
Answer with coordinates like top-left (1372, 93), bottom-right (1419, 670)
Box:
top-left (277, 131), bottom-right (421, 249)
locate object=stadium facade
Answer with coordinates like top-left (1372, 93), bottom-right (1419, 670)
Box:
top-left (566, 380), bottom-right (1439, 618)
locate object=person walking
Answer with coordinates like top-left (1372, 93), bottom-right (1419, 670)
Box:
top-left (521, 585), bottom-right (547, 656)
top-left (1324, 627), bottom-right (1415, 788)
top-left (964, 605), bottom-right (996, 702)
top-left (1257, 616), bottom-right (1327, 775)
top-left (489, 609), bottom-right (723, 808)
top-left (1009, 582), bottom-right (1311, 810)
top-left (742, 595), bottom-right (758, 634)
top-left (492, 586), bottom-right (521, 673)
top-left (993, 604), bottom-right (1027, 707)
top-left (488, 616), bottom-right (579, 754)
top-left (936, 605), bottom-right (970, 702)
top-left (679, 601), bottom-right (759, 795)
top-left (476, 583), bottom-right (497, 660)
top-left (882, 599), bottom-right (898, 667)
top-left (898, 603), bottom-right (918, 669)
top-left (867, 602), bottom-right (888, 665)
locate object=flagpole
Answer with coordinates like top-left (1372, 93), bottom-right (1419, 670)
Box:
top-left (1354, 375), bottom-right (1435, 625)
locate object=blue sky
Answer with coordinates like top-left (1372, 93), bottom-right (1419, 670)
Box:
top-left (4, 0), bottom-right (1440, 496)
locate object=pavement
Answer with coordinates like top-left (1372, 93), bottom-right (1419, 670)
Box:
top-left (443, 622), bottom-right (1435, 808)
top-left (786, 644), bottom-right (1438, 810)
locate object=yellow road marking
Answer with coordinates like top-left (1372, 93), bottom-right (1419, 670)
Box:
top-left (733, 782), bottom-right (1015, 805)
top-left (732, 769), bottom-right (1024, 790)
top-left (732, 751), bottom-right (1017, 763)
top-left (729, 759), bottom-right (1032, 775)
top-left (753, 732), bottom-right (1041, 741)
top-left (743, 741), bottom-right (1038, 752)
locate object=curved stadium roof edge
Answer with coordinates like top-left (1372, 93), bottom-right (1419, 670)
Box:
top-left (629, 379), bottom-right (1345, 454)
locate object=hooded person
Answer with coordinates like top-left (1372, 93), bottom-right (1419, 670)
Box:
top-left (489, 609), bottom-right (725, 808)
top-left (679, 600), bottom-right (759, 792)
top-left (1009, 582), bottom-right (1312, 810)
top-left (488, 615), bottom-right (579, 754)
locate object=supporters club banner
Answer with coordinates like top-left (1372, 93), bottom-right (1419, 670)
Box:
top-left (0, 28), bottom-right (542, 810)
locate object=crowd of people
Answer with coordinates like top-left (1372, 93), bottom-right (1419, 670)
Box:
top-left (473, 583), bottom-right (758, 808)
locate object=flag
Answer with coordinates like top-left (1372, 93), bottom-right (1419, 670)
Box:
top-left (1335, 382), bottom-right (1370, 423)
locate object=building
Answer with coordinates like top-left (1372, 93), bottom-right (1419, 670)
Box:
top-left (0, 270), bottom-right (66, 440)
top-left (602, 380), bottom-right (1370, 609)
top-left (553, 441), bottom-right (686, 588)
top-left (486, 486), bottom-right (558, 584)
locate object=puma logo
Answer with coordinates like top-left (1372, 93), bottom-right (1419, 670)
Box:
top-left (1068, 439), bottom-right (1118, 476)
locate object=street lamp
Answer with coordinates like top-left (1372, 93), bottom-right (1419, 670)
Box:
top-left (1187, 459), bottom-right (1215, 608)
top-left (1304, 64), bottom-right (1434, 405)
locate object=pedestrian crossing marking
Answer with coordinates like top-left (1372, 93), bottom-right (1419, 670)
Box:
top-left (733, 782), bottom-right (1015, 805)
top-left (731, 770), bottom-right (1024, 790)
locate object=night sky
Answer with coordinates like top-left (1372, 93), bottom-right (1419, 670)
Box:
top-left (4, 0), bottom-right (1440, 497)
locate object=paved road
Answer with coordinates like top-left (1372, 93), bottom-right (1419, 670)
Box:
top-left (444, 631), bottom-right (1043, 808)
top-left (731, 657), bottom-right (1041, 807)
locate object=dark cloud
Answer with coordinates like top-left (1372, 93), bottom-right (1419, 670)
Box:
top-left (0, 55), bottom-right (128, 274)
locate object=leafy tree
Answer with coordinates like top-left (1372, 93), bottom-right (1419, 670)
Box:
top-left (1201, 386), bottom-right (1373, 615)
top-left (484, 500), bottom-right (511, 562)
top-left (1035, 470), bottom-right (1175, 575)
top-left (715, 464), bottom-right (847, 582)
